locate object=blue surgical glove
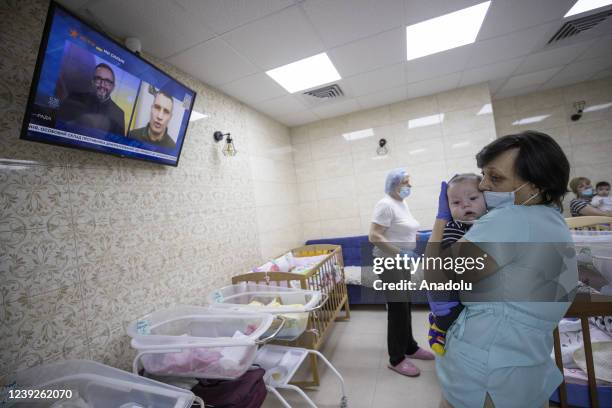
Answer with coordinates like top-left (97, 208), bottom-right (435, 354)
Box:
top-left (427, 291), bottom-right (459, 317)
top-left (436, 181), bottom-right (452, 221)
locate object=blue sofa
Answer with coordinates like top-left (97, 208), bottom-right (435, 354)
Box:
top-left (306, 231), bottom-right (431, 305)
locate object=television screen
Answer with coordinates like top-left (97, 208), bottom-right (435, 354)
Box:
top-left (21, 2), bottom-right (196, 166)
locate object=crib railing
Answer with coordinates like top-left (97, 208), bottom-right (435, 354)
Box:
top-left (230, 244), bottom-right (350, 387)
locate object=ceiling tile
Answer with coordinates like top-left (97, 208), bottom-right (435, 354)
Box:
top-left (175, 0), bottom-right (294, 35)
top-left (406, 73), bottom-right (462, 99)
top-left (539, 74), bottom-right (587, 91)
top-left (405, 46), bottom-right (471, 84)
top-left (547, 55), bottom-right (612, 84)
top-left (460, 57), bottom-right (524, 87)
top-left (278, 110), bottom-right (320, 127)
top-left (219, 72), bottom-right (287, 105)
top-left (344, 63), bottom-right (406, 96)
top-left (356, 87), bottom-right (408, 110)
top-left (166, 39), bottom-right (259, 86)
top-left (477, 0), bottom-right (574, 40)
top-left (328, 27), bottom-right (405, 77)
top-left (577, 34), bottom-right (612, 60)
top-left (255, 95), bottom-right (308, 118)
top-left (221, 6), bottom-right (325, 70)
top-left (302, 0), bottom-right (405, 48)
top-left (514, 40), bottom-right (597, 75)
top-left (494, 85), bottom-right (539, 99)
top-left (311, 99), bottom-right (362, 119)
top-left (86, 0), bottom-right (216, 59)
top-left (500, 67), bottom-right (562, 91)
top-left (465, 22), bottom-right (557, 69)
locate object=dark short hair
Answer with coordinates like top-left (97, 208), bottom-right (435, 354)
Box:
top-left (155, 89), bottom-right (174, 108)
top-left (94, 62), bottom-right (115, 82)
top-left (596, 181), bottom-right (611, 189)
top-left (475, 130), bottom-right (570, 210)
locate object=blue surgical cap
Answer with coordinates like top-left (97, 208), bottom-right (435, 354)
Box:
top-left (385, 168), bottom-right (407, 194)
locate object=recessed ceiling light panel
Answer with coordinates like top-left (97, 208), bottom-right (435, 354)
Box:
top-left (266, 53), bottom-right (341, 93)
top-left (565, 0), bottom-right (612, 17)
top-left (406, 1), bottom-right (491, 61)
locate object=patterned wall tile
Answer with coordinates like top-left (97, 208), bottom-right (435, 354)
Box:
top-left (1, 0), bottom-right (299, 374)
top-left (0, 165), bottom-right (72, 230)
top-left (0, 284), bottom-right (88, 376)
top-left (1, 226), bottom-right (78, 301)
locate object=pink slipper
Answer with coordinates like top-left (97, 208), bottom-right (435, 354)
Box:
top-left (407, 347), bottom-right (435, 360)
top-left (388, 357), bottom-right (420, 377)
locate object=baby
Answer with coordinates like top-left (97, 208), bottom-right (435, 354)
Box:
top-left (591, 181), bottom-right (612, 212)
top-left (428, 173), bottom-right (487, 355)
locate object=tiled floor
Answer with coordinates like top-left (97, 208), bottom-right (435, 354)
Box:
top-left (261, 305), bottom-right (442, 408)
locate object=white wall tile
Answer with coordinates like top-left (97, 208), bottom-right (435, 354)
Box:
top-left (290, 83), bottom-right (497, 241)
top-left (569, 119), bottom-right (612, 145)
top-left (436, 83), bottom-right (490, 113)
top-left (394, 137), bottom-right (445, 165)
top-left (573, 141), bottom-right (612, 166)
top-left (316, 176), bottom-right (357, 200)
top-left (491, 77), bottom-right (612, 203)
top-left (492, 98), bottom-right (516, 118)
top-left (309, 135), bottom-right (352, 160)
top-left (443, 128), bottom-right (496, 159)
top-left (389, 95), bottom-right (439, 124)
top-left (297, 181), bottom-right (317, 203)
top-left (292, 142), bottom-right (312, 164)
top-left (318, 197), bottom-right (360, 221)
top-left (314, 155), bottom-right (354, 180)
top-left (442, 106), bottom-right (496, 136)
top-left (298, 201), bottom-right (320, 222)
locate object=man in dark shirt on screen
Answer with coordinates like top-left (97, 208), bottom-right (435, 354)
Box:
top-left (128, 90), bottom-right (176, 149)
top-left (56, 63), bottom-right (125, 136)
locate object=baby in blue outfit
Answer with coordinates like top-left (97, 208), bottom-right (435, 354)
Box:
top-left (428, 174), bottom-right (487, 355)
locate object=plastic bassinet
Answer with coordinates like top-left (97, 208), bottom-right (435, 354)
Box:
top-left (571, 230), bottom-right (612, 262)
top-left (127, 306), bottom-right (274, 379)
top-left (207, 283), bottom-right (323, 341)
top-left (4, 359), bottom-right (200, 408)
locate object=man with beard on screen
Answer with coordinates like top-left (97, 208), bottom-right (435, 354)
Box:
top-left (128, 89), bottom-right (175, 149)
top-left (57, 62), bottom-right (126, 136)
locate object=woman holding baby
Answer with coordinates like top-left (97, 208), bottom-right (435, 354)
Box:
top-left (427, 131), bottom-right (578, 408)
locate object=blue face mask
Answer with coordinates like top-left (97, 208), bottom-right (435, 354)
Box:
top-left (484, 182), bottom-right (539, 210)
top-left (582, 188), bottom-right (593, 197)
top-left (399, 186), bottom-right (411, 199)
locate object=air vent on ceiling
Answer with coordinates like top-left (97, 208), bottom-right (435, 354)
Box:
top-left (303, 84), bottom-right (344, 99)
top-left (548, 9), bottom-right (612, 43)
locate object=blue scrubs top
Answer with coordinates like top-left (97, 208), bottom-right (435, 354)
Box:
top-left (436, 205), bottom-right (578, 408)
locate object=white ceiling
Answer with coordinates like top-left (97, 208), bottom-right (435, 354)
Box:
top-left (61, 0), bottom-right (612, 127)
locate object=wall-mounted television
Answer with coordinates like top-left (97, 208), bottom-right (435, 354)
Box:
top-left (21, 2), bottom-right (196, 166)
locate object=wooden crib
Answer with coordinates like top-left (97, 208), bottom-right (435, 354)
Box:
top-left (231, 244), bottom-right (350, 387)
top-left (552, 216), bottom-right (612, 408)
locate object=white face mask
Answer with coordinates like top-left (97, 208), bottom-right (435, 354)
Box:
top-left (483, 182), bottom-right (539, 210)
top-left (398, 186), bottom-right (411, 199)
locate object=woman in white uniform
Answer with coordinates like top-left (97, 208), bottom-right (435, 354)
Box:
top-left (369, 168), bottom-right (435, 377)
top-left (429, 131), bottom-right (578, 408)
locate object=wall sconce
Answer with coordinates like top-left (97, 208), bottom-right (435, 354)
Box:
top-left (571, 100), bottom-right (585, 122)
top-left (213, 131), bottom-right (237, 156)
top-left (377, 138), bottom-right (388, 155)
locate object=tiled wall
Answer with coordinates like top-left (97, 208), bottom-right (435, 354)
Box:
top-left (290, 83), bottom-right (497, 240)
top-left (492, 75), bottom-right (612, 215)
top-left (0, 0), bottom-right (300, 376)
